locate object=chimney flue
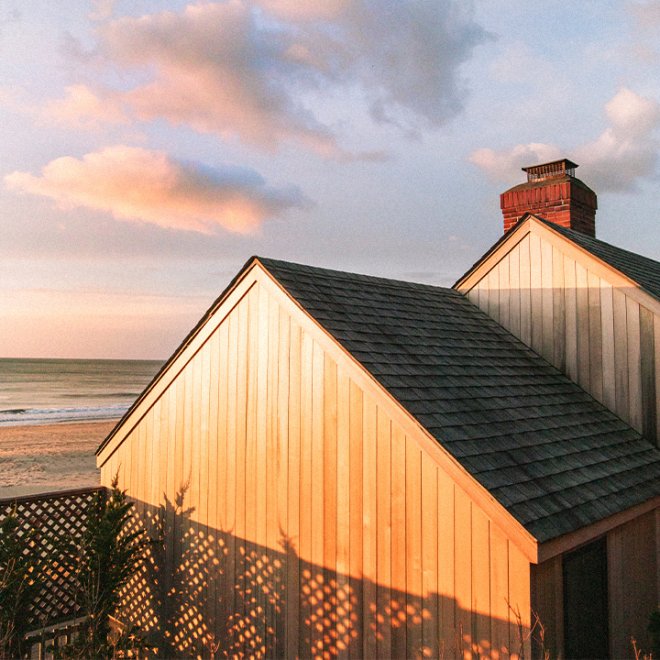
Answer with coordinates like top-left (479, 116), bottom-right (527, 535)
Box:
top-left (500, 158), bottom-right (597, 236)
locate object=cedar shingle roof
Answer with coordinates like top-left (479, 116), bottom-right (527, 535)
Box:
top-left (259, 257), bottom-right (660, 544)
top-left (539, 219), bottom-right (660, 299)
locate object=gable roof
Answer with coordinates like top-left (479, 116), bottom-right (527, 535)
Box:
top-left (535, 218), bottom-right (660, 299)
top-left (455, 213), bottom-right (660, 299)
top-left (258, 257), bottom-right (660, 544)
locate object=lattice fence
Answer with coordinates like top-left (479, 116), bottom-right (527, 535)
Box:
top-left (0, 486), bottom-right (106, 631)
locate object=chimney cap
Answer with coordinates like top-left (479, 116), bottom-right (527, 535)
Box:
top-left (522, 158), bottom-right (578, 182)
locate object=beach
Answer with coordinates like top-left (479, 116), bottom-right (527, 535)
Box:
top-left (0, 419), bottom-right (118, 498)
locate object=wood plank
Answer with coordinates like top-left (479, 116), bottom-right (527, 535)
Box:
top-left (640, 306), bottom-right (657, 442)
top-left (226, 315), bottom-right (239, 640)
top-left (607, 527), bottom-right (624, 660)
top-left (600, 281), bottom-right (616, 411)
top-left (215, 319), bottom-right (230, 644)
top-left (490, 523), bottom-right (510, 659)
top-left (575, 262), bottom-right (590, 389)
top-left (529, 232), bottom-right (543, 354)
top-left (286, 316), bottom-right (301, 658)
top-left (406, 438), bottom-right (423, 660)
top-left (552, 245), bottom-right (566, 371)
top-left (208, 330), bottom-right (221, 532)
top-left (190, 353), bottom-right (202, 533)
top-left (172, 374), bottom-right (186, 646)
top-left (199, 341), bottom-right (211, 634)
top-left (587, 271), bottom-right (604, 402)
top-left (376, 407), bottom-right (392, 658)
top-left (265, 291), bottom-right (280, 654)
top-left (276, 308), bottom-right (290, 657)
top-left (311, 340), bottom-right (325, 657)
top-left (234, 297), bottom-right (249, 651)
top-left (362, 393), bottom-right (378, 659)
top-left (541, 238), bottom-right (554, 361)
top-left (348, 380), bottom-right (364, 657)
top-left (335, 367), bottom-right (351, 658)
top-left (488, 267), bottom-right (500, 324)
top-left (390, 422), bottom-right (407, 658)
top-left (323, 353), bottom-right (338, 656)
top-left (518, 235), bottom-right (532, 347)
top-left (507, 543), bottom-right (531, 660)
top-left (421, 460), bottom-right (438, 659)
top-left (454, 488), bottom-right (472, 659)
top-left (298, 331), bottom-right (314, 658)
top-left (245, 285), bottom-right (261, 652)
top-left (626, 297), bottom-right (643, 432)
top-left (530, 557), bottom-right (563, 660)
top-left (509, 246), bottom-right (521, 338)
top-left (471, 508), bottom-right (490, 658)
top-left (499, 254), bottom-right (511, 331)
top-left (563, 255), bottom-right (578, 382)
top-left (437, 471), bottom-right (455, 655)
top-left (613, 288), bottom-right (630, 423)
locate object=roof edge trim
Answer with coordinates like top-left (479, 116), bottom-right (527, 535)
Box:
top-left (538, 494), bottom-right (660, 562)
top-left (96, 255), bottom-right (262, 462)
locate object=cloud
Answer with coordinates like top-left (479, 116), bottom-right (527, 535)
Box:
top-left (628, 0), bottom-right (660, 27)
top-left (89, 0), bottom-right (116, 22)
top-left (470, 143), bottom-right (562, 183)
top-left (100, 1), bottom-right (341, 153)
top-left (5, 145), bottom-right (308, 234)
top-left (41, 85), bottom-right (128, 129)
top-left (58, 0), bottom-right (487, 153)
top-left (470, 88), bottom-right (660, 192)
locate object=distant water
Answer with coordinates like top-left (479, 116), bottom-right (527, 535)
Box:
top-left (0, 358), bottom-right (163, 427)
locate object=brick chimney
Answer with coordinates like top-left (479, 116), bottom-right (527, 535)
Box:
top-left (500, 159), bottom-right (597, 236)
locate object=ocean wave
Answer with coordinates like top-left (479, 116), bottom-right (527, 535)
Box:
top-left (0, 404), bottom-right (129, 427)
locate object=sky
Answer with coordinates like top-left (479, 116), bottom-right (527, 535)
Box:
top-left (2, 1), bottom-right (660, 359)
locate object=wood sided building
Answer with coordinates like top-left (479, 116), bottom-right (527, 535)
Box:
top-left (97, 159), bottom-right (660, 658)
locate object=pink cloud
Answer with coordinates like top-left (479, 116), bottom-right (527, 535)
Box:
top-left (49, 1), bottom-right (486, 154)
top-left (101, 1), bottom-right (339, 153)
top-left (41, 85), bottom-right (128, 129)
top-left (5, 145), bottom-right (307, 234)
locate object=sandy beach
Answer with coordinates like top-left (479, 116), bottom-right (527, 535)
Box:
top-left (0, 420), bottom-right (118, 499)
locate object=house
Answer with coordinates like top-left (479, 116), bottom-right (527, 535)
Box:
top-left (97, 160), bottom-right (660, 658)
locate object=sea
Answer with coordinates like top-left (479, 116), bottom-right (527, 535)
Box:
top-left (0, 358), bottom-right (163, 427)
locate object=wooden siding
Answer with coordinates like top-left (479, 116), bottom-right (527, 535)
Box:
top-left (100, 275), bottom-right (532, 658)
top-left (463, 224), bottom-right (660, 445)
top-left (532, 511), bottom-right (659, 659)
top-left (607, 511), bottom-right (659, 659)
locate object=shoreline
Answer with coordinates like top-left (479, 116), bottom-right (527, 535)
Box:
top-left (0, 419), bottom-right (118, 499)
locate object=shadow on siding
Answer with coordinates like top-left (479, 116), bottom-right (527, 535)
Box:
top-left (119, 486), bottom-right (533, 659)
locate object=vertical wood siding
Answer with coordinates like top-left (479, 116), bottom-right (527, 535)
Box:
top-left (466, 230), bottom-right (659, 445)
top-left (101, 279), bottom-right (531, 658)
top-left (533, 510), bottom-right (659, 659)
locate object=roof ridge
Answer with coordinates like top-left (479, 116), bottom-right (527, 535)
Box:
top-left (255, 255), bottom-right (458, 295)
top-left (536, 218), bottom-right (660, 267)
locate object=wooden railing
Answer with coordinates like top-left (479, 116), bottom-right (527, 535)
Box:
top-left (0, 486), bottom-right (106, 633)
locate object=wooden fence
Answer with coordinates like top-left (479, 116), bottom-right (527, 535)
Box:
top-left (0, 486), bottom-right (106, 632)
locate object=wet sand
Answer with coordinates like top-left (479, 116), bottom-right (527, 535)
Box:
top-left (0, 420), bottom-right (118, 498)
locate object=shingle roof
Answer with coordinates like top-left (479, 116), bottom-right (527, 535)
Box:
top-left (259, 257), bottom-right (660, 544)
top-left (537, 219), bottom-right (660, 299)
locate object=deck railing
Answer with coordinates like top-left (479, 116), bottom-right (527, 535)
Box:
top-left (0, 486), bottom-right (107, 633)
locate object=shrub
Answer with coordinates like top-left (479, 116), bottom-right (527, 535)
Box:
top-left (0, 507), bottom-right (43, 659)
top-left (55, 477), bottom-right (150, 659)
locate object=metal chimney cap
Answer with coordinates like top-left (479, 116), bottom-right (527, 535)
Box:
top-left (522, 159), bottom-right (578, 182)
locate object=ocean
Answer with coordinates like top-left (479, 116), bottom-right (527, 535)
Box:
top-left (0, 358), bottom-right (163, 427)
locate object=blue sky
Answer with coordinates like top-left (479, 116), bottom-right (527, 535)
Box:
top-left (2, 0), bottom-right (660, 358)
